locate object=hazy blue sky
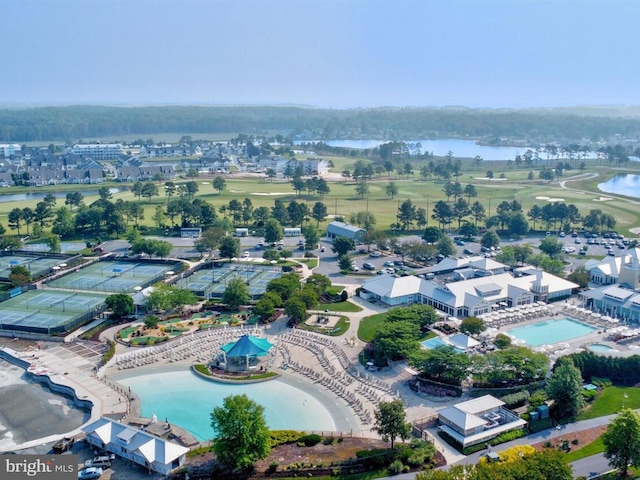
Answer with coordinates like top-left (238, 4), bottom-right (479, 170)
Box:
top-left (1, 0), bottom-right (638, 108)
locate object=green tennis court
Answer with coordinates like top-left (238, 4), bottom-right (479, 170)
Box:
top-left (0, 255), bottom-right (64, 280)
top-left (0, 290), bottom-right (108, 333)
top-left (176, 264), bottom-right (284, 298)
top-left (47, 260), bottom-right (181, 293)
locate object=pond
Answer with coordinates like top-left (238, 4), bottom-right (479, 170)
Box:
top-left (598, 174), bottom-right (640, 199)
top-left (295, 138), bottom-right (597, 161)
top-left (0, 187), bottom-right (122, 203)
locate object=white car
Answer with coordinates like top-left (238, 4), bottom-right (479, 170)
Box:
top-left (369, 251), bottom-right (381, 258)
top-left (383, 260), bottom-right (394, 267)
top-left (242, 251), bottom-right (250, 258)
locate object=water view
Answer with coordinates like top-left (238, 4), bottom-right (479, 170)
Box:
top-left (598, 174), bottom-right (640, 199)
top-left (295, 138), bottom-right (592, 161)
top-left (0, 188), bottom-right (122, 203)
top-left (116, 369), bottom-right (337, 441)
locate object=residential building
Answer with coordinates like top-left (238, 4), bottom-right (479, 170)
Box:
top-left (437, 395), bottom-right (527, 448)
top-left (0, 143), bottom-right (21, 158)
top-left (83, 417), bottom-right (189, 475)
top-left (72, 143), bottom-right (123, 160)
top-left (326, 221), bottom-right (367, 242)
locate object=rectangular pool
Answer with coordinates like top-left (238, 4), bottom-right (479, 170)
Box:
top-left (421, 337), bottom-right (465, 352)
top-left (507, 318), bottom-right (597, 347)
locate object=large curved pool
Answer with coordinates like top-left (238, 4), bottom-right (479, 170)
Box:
top-left (115, 368), bottom-right (338, 441)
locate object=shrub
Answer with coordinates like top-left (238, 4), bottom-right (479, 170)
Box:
top-left (267, 462), bottom-right (279, 473)
top-left (501, 390), bottom-right (530, 409)
top-left (572, 438), bottom-right (579, 445)
top-left (340, 290), bottom-right (348, 301)
top-left (591, 377), bottom-right (611, 387)
top-left (323, 437), bottom-right (334, 445)
top-left (269, 430), bottom-right (304, 447)
top-left (582, 389), bottom-right (597, 403)
top-left (388, 460), bottom-right (404, 475)
top-left (337, 437), bottom-right (344, 443)
top-left (299, 434), bottom-right (322, 447)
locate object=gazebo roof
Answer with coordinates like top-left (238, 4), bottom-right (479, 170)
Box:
top-left (221, 335), bottom-right (273, 358)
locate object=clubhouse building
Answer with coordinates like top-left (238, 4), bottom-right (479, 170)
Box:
top-left (360, 265), bottom-right (577, 316)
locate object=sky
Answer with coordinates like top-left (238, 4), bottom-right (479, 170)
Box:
top-left (1, 0), bottom-right (639, 109)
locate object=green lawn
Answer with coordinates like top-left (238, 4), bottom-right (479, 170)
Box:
top-left (318, 301), bottom-right (363, 312)
top-left (563, 437), bottom-right (604, 463)
top-left (578, 386), bottom-right (640, 420)
top-left (358, 312), bottom-right (388, 342)
top-left (297, 257), bottom-right (319, 269)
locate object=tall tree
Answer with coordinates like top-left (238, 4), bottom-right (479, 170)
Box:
top-left (141, 182), bottom-right (159, 200)
top-left (219, 235), bottom-right (240, 261)
top-left (355, 181), bottom-right (369, 199)
top-left (546, 360), bottom-right (585, 419)
top-left (210, 395), bottom-right (271, 471)
top-left (264, 218), bottom-right (284, 243)
top-left (311, 202), bottom-right (327, 226)
top-left (602, 409), bottom-right (640, 478)
top-left (222, 277), bottom-right (251, 309)
top-left (373, 400), bottom-right (412, 449)
top-left (213, 176), bottom-right (226, 194)
top-left (385, 181), bottom-right (399, 199)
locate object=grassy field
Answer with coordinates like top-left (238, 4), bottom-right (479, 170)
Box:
top-left (578, 386), bottom-right (640, 420)
top-left (563, 437), bottom-right (604, 463)
top-left (1, 158), bottom-right (640, 239)
top-left (358, 312), bottom-right (388, 342)
top-left (318, 300), bottom-right (363, 312)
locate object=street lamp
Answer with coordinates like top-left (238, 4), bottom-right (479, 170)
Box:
top-left (622, 393), bottom-right (629, 409)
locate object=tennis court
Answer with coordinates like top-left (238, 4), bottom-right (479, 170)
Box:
top-left (0, 255), bottom-right (62, 280)
top-left (0, 290), bottom-right (108, 333)
top-left (47, 260), bottom-right (181, 293)
top-left (176, 264), bottom-right (284, 298)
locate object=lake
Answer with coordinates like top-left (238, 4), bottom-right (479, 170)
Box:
top-left (0, 187), bottom-right (122, 203)
top-left (598, 174), bottom-right (640, 199)
top-left (295, 138), bottom-right (587, 161)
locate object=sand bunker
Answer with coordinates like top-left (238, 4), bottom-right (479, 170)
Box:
top-left (593, 196), bottom-right (613, 202)
top-left (251, 192), bottom-right (290, 196)
top-left (535, 196), bottom-right (550, 200)
top-left (201, 181), bottom-right (210, 185)
top-left (547, 198), bottom-right (565, 202)
top-left (229, 189), bottom-right (245, 193)
top-left (475, 177), bottom-right (507, 181)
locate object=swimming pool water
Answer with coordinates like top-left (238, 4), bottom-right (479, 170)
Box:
top-left (589, 343), bottom-right (613, 352)
top-left (421, 337), bottom-right (465, 352)
top-left (421, 337), bottom-right (448, 349)
top-left (508, 318), bottom-right (596, 347)
top-left (117, 369), bottom-right (336, 440)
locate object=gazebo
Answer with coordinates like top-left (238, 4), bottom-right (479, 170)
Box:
top-left (218, 335), bottom-right (274, 371)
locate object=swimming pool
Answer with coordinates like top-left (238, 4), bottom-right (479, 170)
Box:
top-left (421, 337), bottom-right (465, 352)
top-left (421, 337), bottom-right (449, 349)
top-left (508, 318), bottom-right (597, 347)
top-left (116, 369), bottom-right (337, 440)
top-left (589, 343), bottom-right (614, 353)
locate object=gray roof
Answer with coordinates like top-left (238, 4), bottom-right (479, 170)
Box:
top-left (326, 221), bottom-right (366, 239)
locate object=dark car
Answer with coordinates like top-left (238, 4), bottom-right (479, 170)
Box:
top-left (363, 262), bottom-right (376, 270)
top-left (53, 437), bottom-right (75, 453)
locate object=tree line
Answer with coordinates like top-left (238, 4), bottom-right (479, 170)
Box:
top-left (4, 105), bottom-right (640, 143)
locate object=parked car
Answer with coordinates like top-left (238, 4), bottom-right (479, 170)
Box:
top-left (53, 437), bottom-right (75, 453)
top-left (383, 260), bottom-right (394, 267)
top-left (369, 251), bottom-right (381, 258)
top-left (242, 251), bottom-right (250, 258)
top-left (559, 232), bottom-right (566, 237)
top-left (608, 250), bottom-right (616, 256)
top-left (455, 240), bottom-right (465, 246)
top-left (363, 262), bottom-right (376, 270)
top-left (78, 467), bottom-right (103, 480)
top-left (84, 455), bottom-right (115, 469)
top-left (463, 248), bottom-right (474, 255)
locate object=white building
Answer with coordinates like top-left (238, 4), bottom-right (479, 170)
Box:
top-left (0, 143), bottom-right (21, 158)
top-left (284, 227), bottom-right (301, 236)
top-left (587, 247), bottom-right (640, 289)
top-left (437, 395), bottom-right (527, 448)
top-left (361, 268), bottom-right (577, 316)
top-left (72, 143), bottom-right (123, 160)
top-left (83, 417), bottom-right (189, 475)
